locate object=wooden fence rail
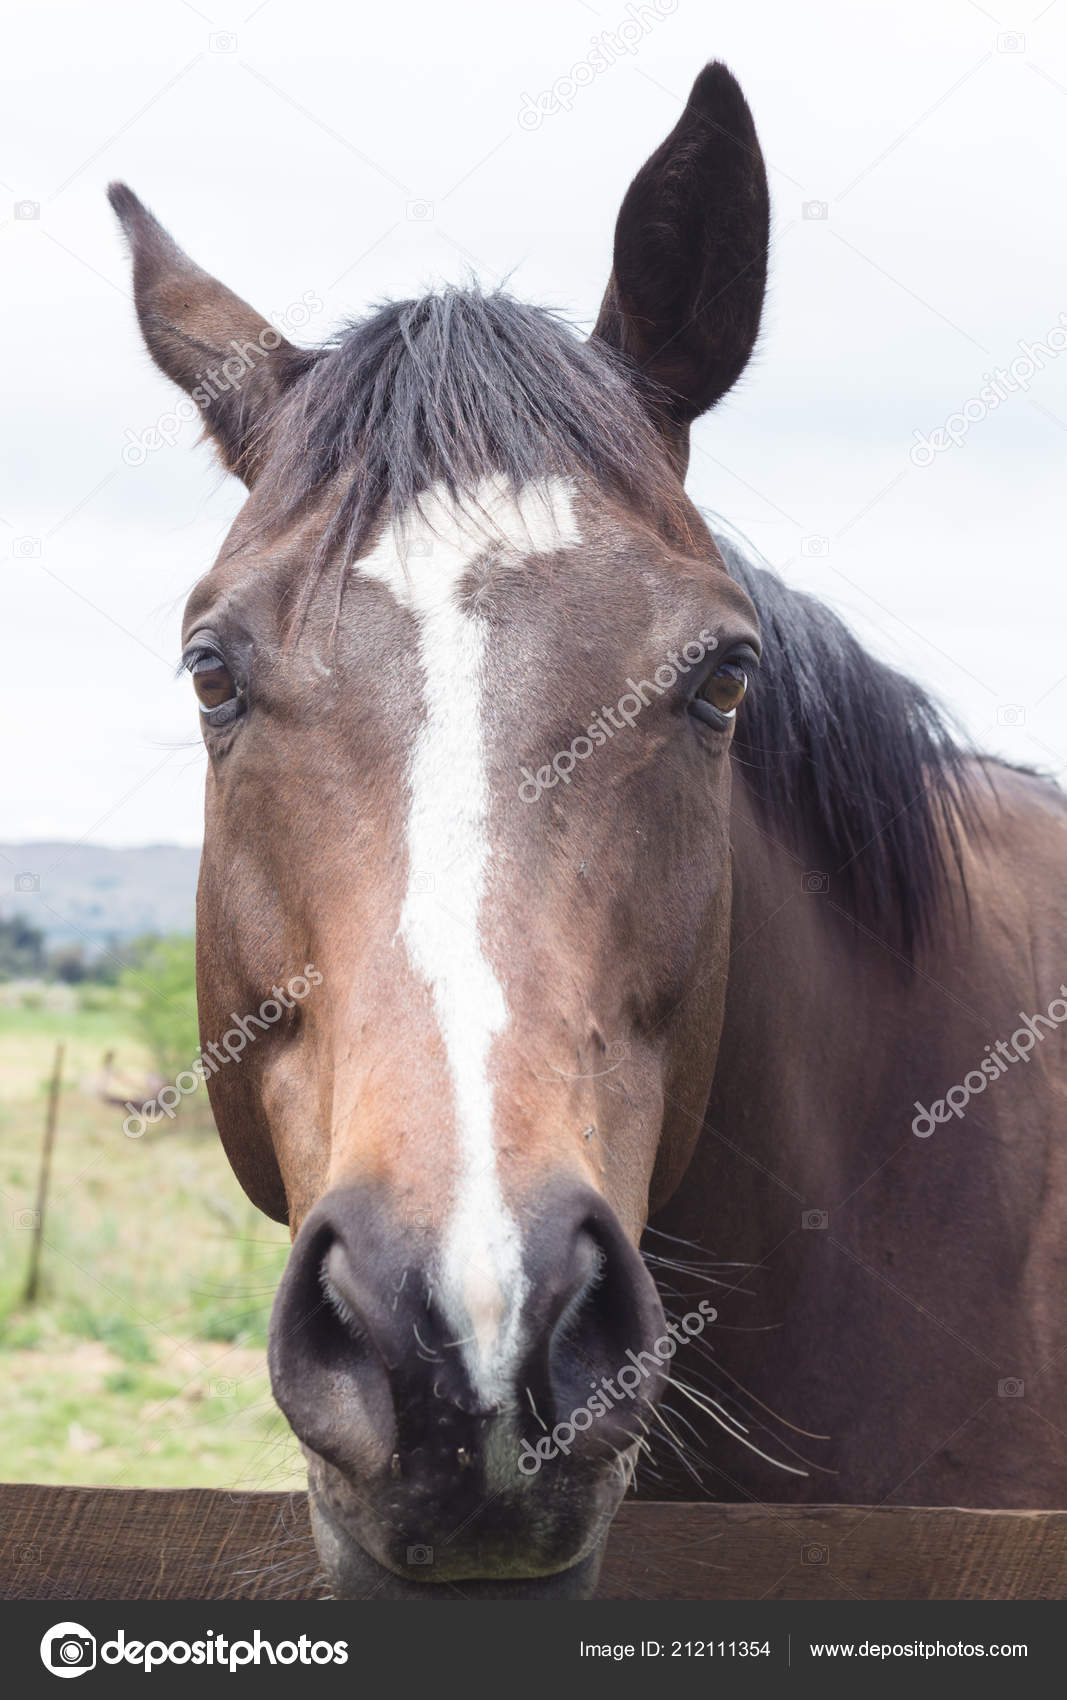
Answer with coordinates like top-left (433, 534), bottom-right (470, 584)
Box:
top-left (1, 1487), bottom-right (1065, 1600)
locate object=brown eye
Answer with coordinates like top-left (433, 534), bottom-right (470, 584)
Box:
top-left (189, 653), bottom-right (237, 712)
top-left (187, 642), bottom-right (244, 724)
top-left (698, 661), bottom-right (748, 719)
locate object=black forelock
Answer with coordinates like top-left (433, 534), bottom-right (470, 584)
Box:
top-left (255, 284), bottom-right (687, 598)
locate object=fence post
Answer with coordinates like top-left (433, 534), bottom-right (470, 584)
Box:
top-left (23, 1040), bottom-right (64, 1305)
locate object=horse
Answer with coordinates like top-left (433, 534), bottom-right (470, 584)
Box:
top-left (109, 61), bottom-right (1067, 1599)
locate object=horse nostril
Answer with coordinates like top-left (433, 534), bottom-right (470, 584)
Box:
top-left (268, 1212), bottom-right (401, 1481)
top-left (319, 1244), bottom-right (372, 1353)
top-left (534, 1205), bottom-right (668, 1443)
top-left (548, 1231), bottom-right (607, 1356)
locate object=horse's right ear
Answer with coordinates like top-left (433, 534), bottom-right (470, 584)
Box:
top-left (108, 183), bottom-right (309, 486)
top-left (592, 63), bottom-right (769, 459)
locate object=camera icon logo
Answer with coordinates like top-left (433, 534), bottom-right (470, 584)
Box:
top-left (13, 1208), bottom-right (40, 1229)
top-left (15, 199), bottom-right (40, 221)
top-left (802, 1542), bottom-right (829, 1565)
top-left (802, 1209), bottom-right (829, 1231)
top-left (996, 32), bottom-right (1025, 53)
top-left (15, 871), bottom-right (40, 893)
top-left (14, 536), bottom-right (42, 558)
top-left (802, 870), bottom-right (829, 895)
top-left (40, 1622), bottom-right (96, 1678)
top-left (410, 870), bottom-right (435, 895)
top-left (802, 200), bottom-right (829, 221)
top-left (801, 534), bottom-right (829, 557)
top-left (998, 1377), bottom-right (1024, 1398)
top-left (406, 1544), bottom-right (434, 1565)
top-left (996, 704), bottom-right (1025, 727)
top-left (406, 199), bottom-right (434, 222)
top-left (209, 30), bottom-right (237, 52)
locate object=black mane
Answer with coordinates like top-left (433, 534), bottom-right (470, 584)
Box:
top-left (715, 526), bottom-right (975, 958)
top-left (261, 284), bottom-right (974, 958)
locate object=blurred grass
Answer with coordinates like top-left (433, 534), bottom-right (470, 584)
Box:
top-left (0, 987), bottom-right (303, 1491)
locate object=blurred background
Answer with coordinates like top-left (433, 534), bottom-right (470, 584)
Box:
top-left (1, 0), bottom-right (1065, 1492)
top-left (0, 913), bottom-right (297, 1492)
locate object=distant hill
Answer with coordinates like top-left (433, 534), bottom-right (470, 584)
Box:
top-left (0, 843), bottom-right (200, 950)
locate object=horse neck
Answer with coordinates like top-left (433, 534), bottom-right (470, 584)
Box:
top-left (700, 776), bottom-right (920, 1205)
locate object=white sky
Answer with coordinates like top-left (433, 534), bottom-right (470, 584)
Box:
top-left (3, 0), bottom-right (1066, 848)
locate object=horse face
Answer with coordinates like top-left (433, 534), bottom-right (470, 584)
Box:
top-left (184, 473), bottom-right (758, 1592)
top-left (113, 60), bottom-right (768, 1595)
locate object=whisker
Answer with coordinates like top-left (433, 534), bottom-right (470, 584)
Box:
top-left (687, 1339), bottom-right (832, 1442)
top-left (670, 1376), bottom-right (809, 1477)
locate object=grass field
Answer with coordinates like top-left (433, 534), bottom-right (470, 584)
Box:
top-left (0, 987), bottom-right (304, 1491)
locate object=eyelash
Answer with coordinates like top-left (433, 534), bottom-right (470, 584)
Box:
top-left (178, 646), bottom-right (220, 677)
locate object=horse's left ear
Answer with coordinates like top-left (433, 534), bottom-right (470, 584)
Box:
top-left (592, 62), bottom-right (769, 452)
top-left (108, 183), bottom-right (309, 486)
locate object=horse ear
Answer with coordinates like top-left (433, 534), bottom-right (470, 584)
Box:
top-left (108, 183), bottom-right (308, 486)
top-left (592, 62), bottom-right (769, 451)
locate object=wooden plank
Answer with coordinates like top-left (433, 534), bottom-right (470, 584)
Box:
top-left (0, 1486), bottom-right (1065, 1600)
top-left (600, 1502), bottom-right (1067, 1600)
top-left (0, 1485), bottom-right (311, 1602)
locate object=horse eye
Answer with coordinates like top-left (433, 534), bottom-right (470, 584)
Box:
top-left (190, 653), bottom-right (236, 711)
top-left (698, 662), bottom-right (748, 718)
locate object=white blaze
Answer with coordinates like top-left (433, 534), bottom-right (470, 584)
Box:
top-left (358, 476), bottom-right (580, 1402)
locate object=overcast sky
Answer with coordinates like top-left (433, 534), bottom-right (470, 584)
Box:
top-left (3, 0), bottom-right (1066, 848)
